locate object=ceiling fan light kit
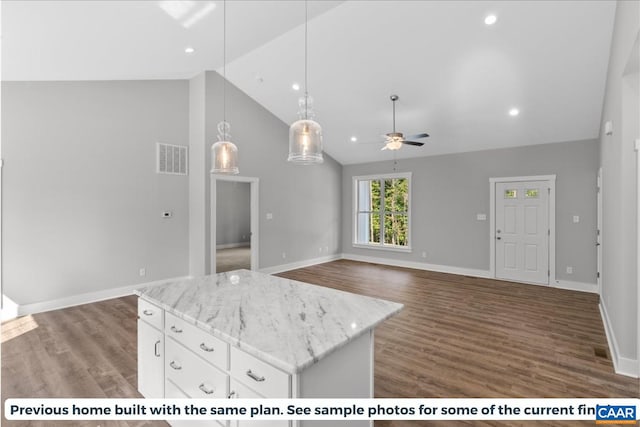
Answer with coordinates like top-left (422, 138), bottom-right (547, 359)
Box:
top-left (381, 94), bottom-right (429, 151)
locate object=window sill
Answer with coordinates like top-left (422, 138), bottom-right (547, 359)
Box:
top-left (352, 243), bottom-right (412, 253)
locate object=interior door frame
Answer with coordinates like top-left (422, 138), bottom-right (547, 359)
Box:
top-left (489, 175), bottom-right (556, 285)
top-left (597, 167), bottom-right (603, 295)
top-left (210, 175), bottom-right (259, 275)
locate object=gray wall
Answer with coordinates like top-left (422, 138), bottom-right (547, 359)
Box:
top-left (216, 181), bottom-right (251, 246)
top-left (599, 0), bottom-right (639, 362)
top-left (189, 71), bottom-right (342, 274)
top-left (342, 139), bottom-right (599, 284)
top-left (2, 80), bottom-right (189, 305)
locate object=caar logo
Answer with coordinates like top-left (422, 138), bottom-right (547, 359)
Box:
top-left (596, 405), bottom-right (637, 425)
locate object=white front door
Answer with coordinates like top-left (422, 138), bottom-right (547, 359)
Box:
top-left (495, 181), bottom-right (549, 285)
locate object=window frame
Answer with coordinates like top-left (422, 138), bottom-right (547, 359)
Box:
top-left (352, 172), bottom-right (412, 252)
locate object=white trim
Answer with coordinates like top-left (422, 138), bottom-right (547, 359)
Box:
top-left (1, 294), bottom-right (19, 322)
top-left (259, 254), bottom-right (342, 275)
top-left (489, 175), bottom-right (556, 285)
top-left (637, 138), bottom-right (640, 377)
top-left (553, 279), bottom-right (598, 294)
top-left (341, 253), bottom-right (491, 279)
top-left (597, 167), bottom-right (602, 296)
top-left (600, 302), bottom-right (639, 378)
top-left (6, 276), bottom-right (192, 318)
top-left (216, 242), bottom-right (250, 250)
top-left (352, 172), bottom-right (412, 249)
top-left (210, 175), bottom-right (259, 274)
top-left (351, 243), bottom-right (412, 253)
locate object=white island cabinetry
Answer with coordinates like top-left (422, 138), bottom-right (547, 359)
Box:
top-left (136, 270), bottom-right (403, 427)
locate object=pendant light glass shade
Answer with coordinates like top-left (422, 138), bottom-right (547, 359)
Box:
top-left (211, 0), bottom-right (239, 175)
top-left (287, 0), bottom-right (323, 165)
top-left (288, 96), bottom-right (323, 164)
top-left (211, 121), bottom-right (239, 174)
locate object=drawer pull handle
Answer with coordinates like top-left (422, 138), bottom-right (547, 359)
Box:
top-left (154, 340), bottom-right (161, 357)
top-left (199, 343), bottom-right (214, 352)
top-left (227, 391), bottom-right (236, 399)
top-left (169, 361), bottom-right (182, 370)
top-left (246, 369), bottom-right (265, 382)
top-left (199, 383), bottom-right (214, 395)
top-left (170, 325), bottom-right (183, 333)
top-left (143, 309), bottom-right (153, 316)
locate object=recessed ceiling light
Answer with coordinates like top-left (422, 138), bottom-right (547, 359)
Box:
top-left (509, 108), bottom-right (520, 116)
top-left (184, 46), bottom-right (195, 54)
top-left (350, 136), bottom-right (358, 142)
top-left (484, 14), bottom-right (497, 25)
top-left (292, 83), bottom-right (300, 91)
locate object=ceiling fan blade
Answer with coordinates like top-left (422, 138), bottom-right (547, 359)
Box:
top-left (405, 133), bottom-right (429, 140)
top-left (401, 140), bottom-right (425, 146)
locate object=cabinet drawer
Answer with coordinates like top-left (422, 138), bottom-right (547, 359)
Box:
top-left (166, 337), bottom-right (229, 399)
top-left (165, 311), bottom-right (229, 370)
top-left (165, 380), bottom-right (226, 427)
top-left (229, 379), bottom-right (289, 427)
top-left (138, 298), bottom-right (164, 330)
top-left (230, 347), bottom-right (290, 398)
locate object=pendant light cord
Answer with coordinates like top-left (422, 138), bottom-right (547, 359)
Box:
top-left (223, 0), bottom-right (227, 125)
top-left (304, 0), bottom-right (308, 120)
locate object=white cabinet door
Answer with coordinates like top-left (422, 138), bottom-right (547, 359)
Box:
top-left (138, 319), bottom-right (164, 398)
top-left (228, 379), bottom-right (289, 427)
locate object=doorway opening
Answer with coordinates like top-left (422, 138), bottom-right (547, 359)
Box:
top-left (210, 176), bottom-right (259, 274)
top-left (489, 175), bottom-right (556, 286)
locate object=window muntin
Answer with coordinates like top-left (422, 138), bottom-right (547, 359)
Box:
top-left (354, 174), bottom-right (411, 250)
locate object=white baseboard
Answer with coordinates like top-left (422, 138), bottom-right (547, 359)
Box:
top-left (341, 253), bottom-right (491, 279)
top-left (260, 254), bottom-right (342, 275)
top-left (553, 279), bottom-right (599, 294)
top-left (1, 294), bottom-right (20, 322)
top-left (216, 242), bottom-right (250, 250)
top-left (5, 276), bottom-right (192, 319)
top-left (600, 301), bottom-right (639, 378)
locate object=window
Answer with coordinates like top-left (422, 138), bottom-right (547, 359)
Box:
top-left (354, 173), bottom-right (411, 251)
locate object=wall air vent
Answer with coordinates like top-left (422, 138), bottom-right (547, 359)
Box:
top-left (157, 143), bottom-right (188, 175)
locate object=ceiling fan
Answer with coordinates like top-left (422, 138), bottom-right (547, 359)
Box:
top-left (380, 94), bottom-right (429, 150)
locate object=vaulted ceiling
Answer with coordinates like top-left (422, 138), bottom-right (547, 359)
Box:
top-left (2, 1), bottom-right (616, 164)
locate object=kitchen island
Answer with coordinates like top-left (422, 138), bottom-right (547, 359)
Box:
top-left (135, 269), bottom-right (403, 427)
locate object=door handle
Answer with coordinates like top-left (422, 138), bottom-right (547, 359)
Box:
top-left (154, 340), bottom-right (161, 357)
top-left (596, 242), bottom-right (600, 246)
top-left (496, 237), bottom-right (501, 240)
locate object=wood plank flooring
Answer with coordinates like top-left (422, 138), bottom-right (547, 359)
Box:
top-left (2, 259), bottom-right (638, 427)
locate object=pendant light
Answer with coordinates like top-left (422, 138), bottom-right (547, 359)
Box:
top-left (287, 0), bottom-right (323, 164)
top-left (211, 0), bottom-right (239, 175)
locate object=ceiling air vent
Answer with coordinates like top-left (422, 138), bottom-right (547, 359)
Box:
top-left (157, 143), bottom-right (188, 176)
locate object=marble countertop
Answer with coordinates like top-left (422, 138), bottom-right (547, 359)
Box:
top-left (135, 269), bottom-right (402, 374)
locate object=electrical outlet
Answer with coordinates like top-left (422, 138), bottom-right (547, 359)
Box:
top-left (282, 252), bottom-right (286, 259)
top-left (139, 268), bottom-right (146, 277)
top-left (319, 247), bottom-right (323, 253)
top-left (325, 246), bottom-right (329, 253)
top-left (566, 266), bottom-right (573, 274)
top-left (421, 252), bottom-right (427, 258)
top-left (266, 213), bottom-right (273, 220)
top-left (572, 215), bottom-right (580, 223)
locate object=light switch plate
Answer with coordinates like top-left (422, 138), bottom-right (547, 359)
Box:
top-left (573, 215), bottom-right (580, 223)
top-left (477, 213), bottom-right (487, 221)
top-left (266, 213), bottom-right (273, 220)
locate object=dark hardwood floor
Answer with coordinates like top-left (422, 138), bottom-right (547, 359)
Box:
top-left (2, 260), bottom-right (638, 427)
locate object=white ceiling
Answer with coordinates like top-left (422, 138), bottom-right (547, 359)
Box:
top-left (2, 1), bottom-right (616, 165)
